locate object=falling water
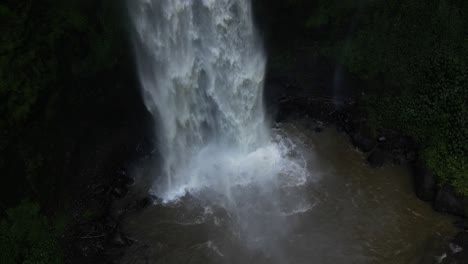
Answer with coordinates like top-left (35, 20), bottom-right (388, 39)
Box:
top-left (124, 2), bottom-right (457, 262)
top-left (129, 0), bottom-right (306, 201)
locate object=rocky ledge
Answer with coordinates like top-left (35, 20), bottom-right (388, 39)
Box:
top-left (264, 55), bottom-right (467, 263)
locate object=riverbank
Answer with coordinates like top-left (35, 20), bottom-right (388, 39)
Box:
top-left (61, 53), bottom-right (466, 264)
top-left (63, 55), bottom-right (467, 264)
top-left (2, 0), bottom-right (465, 263)
top-left (111, 121), bottom-right (458, 264)
top-left (263, 52), bottom-right (467, 262)
top-left (65, 13), bottom-right (466, 264)
top-left (57, 64), bottom-right (155, 263)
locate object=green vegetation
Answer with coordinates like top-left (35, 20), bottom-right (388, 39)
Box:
top-left (304, 0), bottom-right (468, 193)
top-left (1, 0), bottom-right (466, 260)
top-left (0, 0), bottom-right (123, 128)
top-left (3, 1), bottom-right (76, 126)
top-left (0, 0), bottom-right (126, 202)
top-left (0, 0), bottom-right (128, 261)
top-left (0, 201), bottom-right (62, 264)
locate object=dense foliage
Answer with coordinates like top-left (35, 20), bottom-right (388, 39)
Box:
top-left (0, 201), bottom-right (62, 264)
top-left (0, 1), bottom-right (128, 262)
top-left (0, 0), bottom-right (120, 125)
top-left (0, 0), bottom-right (466, 261)
top-left (0, 0), bottom-right (126, 203)
top-left (303, 0), bottom-right (468, 194)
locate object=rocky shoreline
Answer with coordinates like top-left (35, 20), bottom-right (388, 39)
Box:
top-left (64, 56), bottom-right (466, 264)
top-left (265, 55), bottom-right (467, 263)
top-left (274, 93), bottom-right (467, 218)
top-left (63, 154), bottom-right (165, 264)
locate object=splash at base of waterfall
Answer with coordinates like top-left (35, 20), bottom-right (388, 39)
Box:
top-left (128, 0), bottom-right (308, 204)
top-left (121, 123), bottom-right (457, 264)
top-left (153, 131), bottom-right (310, 204)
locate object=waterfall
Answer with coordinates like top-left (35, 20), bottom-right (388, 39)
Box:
top-left (129, 0), bottom-right (306, 201)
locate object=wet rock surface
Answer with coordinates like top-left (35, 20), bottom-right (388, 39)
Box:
top-left (367, 149), bottom-right (386, 168)
top-left (351, 126), bottom-right (376, 153)
top-left (441, 231), bottom-right (468, 264)
top-left (434, 185), bottom-right (466, 217)
top-left (413, 160), bottom-right (437, 202)
top-left (65, 162), bottom-right (151, 263)
top-left (264, 54), bottom-right (467, 263)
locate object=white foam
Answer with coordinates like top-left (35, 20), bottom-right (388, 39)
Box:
top-left (207, 241), bottom-right (225, 257)
top-left (151, 136), bottom-right (309, 203)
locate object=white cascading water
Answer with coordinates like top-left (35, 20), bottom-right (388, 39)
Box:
top-left (129, 0), bottom-right (307, 202)
top-left (124, 4), bottom-right (458, 260)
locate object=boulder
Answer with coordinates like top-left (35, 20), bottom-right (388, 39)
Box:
top-left (434, 184), bottom-right (466, 217)
top-left (454, 220), bottom-right (468, 231)
top-left (377, 136), bottom-right (387, 142)
top-left (74, 240), bottom-right (105, 258)
top-left (367, 149), bottom-right (386, 168)
top-left (337, 110), bottom-right (355, 134)
top-left (452, 232), bottom-right (468, 252)
top-left (314, 126), bottom-right (324, 133)
top-left (376, 135), bottom-right (417, 165)
top-left (314, 122), bottom-right (324, 133)
top-left (335, 110), bottom-right (375, 152)
top-left (413, 161), bottom-right (437, 202)
top-left (110, 231), bottom-right (130, 247)
top-left (392, 153), bottom-right (407, 165)
top-left (111, 186), bottom-right (128, 199)
top-left (116, 168), bottom-right (134, 186)
top-left (137, 195), bottom-right (160, 209)
top-left (351, 124), bottom-right (375, 153)
top-left (441, 231), bottom-right (468, 264)
top-left (405, 150), bottom-right (417, 162)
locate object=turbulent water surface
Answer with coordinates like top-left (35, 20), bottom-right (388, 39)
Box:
top-left (126, 1), bottom-right (456, 263)
top-left (121, 123), bottom-right (456, 264)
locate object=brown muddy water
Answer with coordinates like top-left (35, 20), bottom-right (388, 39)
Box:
top-left (119, 120), bottom-right (456, 264)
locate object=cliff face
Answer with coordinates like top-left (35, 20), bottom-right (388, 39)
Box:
top-left (0, 0), bottom-right (154, 208)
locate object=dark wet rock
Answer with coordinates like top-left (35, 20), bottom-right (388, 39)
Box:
top-left (127, 177), bottom-right (135, 186)
top-left (112, 186), bottom-right (128, 199)
top-left (137, 195), bottom-right (159, 209)
top-left (388, 136), bottom-right (417, 163)
top-left (441, 231), bottom-right (468, 264)
top-left (105, 216), bottom-right (119, 230)
top-left (350, 124), bottom-right (375, 153)
top-left (452, 232), bottom-right (468, 250)
top-left (449, 242), bottom-right (464, 254)
top-left (405, 150), bottom-right (417, 162)
top-left (434, 184), bottom-right (466, 217)
top-left (454, 220), bottom-right (468, 230)
top-left (392, 150), bottom-right (417, 165)
top-left (336, 110), bottom-right (354, 134)
top-left (413, 161), bottom-right (437, 202)
top-left (377, 136), bottom-right (387, 142)
top-left (373, 134), bottom-right (417, 165)
top-left (116, 168), bottom-right (134, 187)
top-left (316, 121), bottom-right (325, 129)
top-left (367, 149), bottom-right (386, 168)
top-left (110, 205), bottom-right (127, 220)
top-left (314, 122), bottom-right (325, 133)
top-left (74, 239), bottom-right (105, 258)
top-left (117, 245), bottom-right (153, 264)
top-left (117, 175), bottom-right (134, 187)
top-left (110, 231), bottom-right (130, 247)
top-left (117, 168), bottom-right (127, 177)
top-left (392, 153), bottom-right (407, 165)
top-left (94, 184), bottom-right (111, 196)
